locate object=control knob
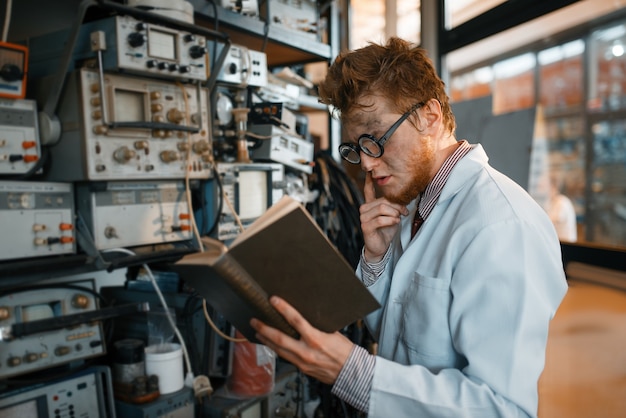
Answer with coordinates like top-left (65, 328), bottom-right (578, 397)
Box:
top-left (0, 63), bottom-right (23, 82)
top-left (127, 32), bottom-right (146, 48)
top-left (113, 146), bottom-right (136, 163)
top-left (189, 45), bottom-right (207, 59)
top-left (167, 108), bottom-right (185, 124)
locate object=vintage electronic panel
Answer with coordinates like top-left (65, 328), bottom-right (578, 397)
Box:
top-left (75, 180), bottom-right (193, 250)
top-left (205, 162), bottom-right (285, 242)
top-left (115, 387), bottom-right (194, 418)
top-left (211, 84), bottom-right (249, 162)
top-left (203, 364), bottom-right (302, 418)
top-left (0, 180), bottom-right (75, 261)
top-left (219, 0), bottom-right (260, 16)
top-left (263, 0), bottom-right (320, 39)
top-left (32, 68), bottom-right (212, 181)
top-left (214, 43), bottom-right (267, 87)
top-left (0, 42), bottom-right (28, 99)
top-left (28, 15), bottom-right (208, 82)
top-left (0, 280), bottom-right (105, 379)
top-left (0, 366), bottom-right (115, 417)
top-left (0, 99), bottom-right (41, 175)
top-left (249, 125), bottom-right (314, 173)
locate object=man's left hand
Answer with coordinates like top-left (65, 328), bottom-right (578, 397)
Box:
top-left (250, 296), bottom-right (354, 385)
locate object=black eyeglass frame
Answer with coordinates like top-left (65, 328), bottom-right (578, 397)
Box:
top-left (339, 102), bottom-right (424, 164)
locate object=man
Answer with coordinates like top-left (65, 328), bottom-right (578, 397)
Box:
top-left (250, 37), bottom-right (567, 417)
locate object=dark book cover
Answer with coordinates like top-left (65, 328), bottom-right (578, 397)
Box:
top-left (172, 196), bottom-right (380, 343)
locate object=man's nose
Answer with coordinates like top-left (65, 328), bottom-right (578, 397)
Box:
top-left (360, 152), bottom-right (378, 172)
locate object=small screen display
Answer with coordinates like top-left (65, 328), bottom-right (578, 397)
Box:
top-left (2, 48), bottom-right (25, 71)
top-left (1, 399), bottom-right (39, 416)
top-left (238, 170), bottom-right (269, 220)
top-left (148, 29), bottom-right (177, 60)
top-left (22, 301), bottom-right (58, 322)
top-left (113, 89), bottom-right (147, 122)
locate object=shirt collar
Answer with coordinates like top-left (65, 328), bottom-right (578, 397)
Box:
top-left (418, 140), bottom-right (473, 220)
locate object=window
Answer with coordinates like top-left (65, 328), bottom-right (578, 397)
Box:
top-left (444, 0), bottom-right (506, 29)
top-left (349, 0), bottom-right (420, 50)
top-left (449, 66), bottom-right (492, 102)
top-left (493, 53), bottom-right (536, 114)
top-left (588, 22), bottom-right (626, 111)
top-left (538, 40), bottom-right (585, 113)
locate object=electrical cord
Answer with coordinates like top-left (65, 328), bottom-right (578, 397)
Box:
top-left (222, 186), bottom-right (246, 233)
top-left (1, 0), bottom-right (12, 42)
top-left (260, 0), bottom-right (270, 52)
top-left (307, 151), bottom-right (364, 269)
top-left (206, 166), bottom-right (223, 236)
top-left (202, 299), bottom-right (246, 342)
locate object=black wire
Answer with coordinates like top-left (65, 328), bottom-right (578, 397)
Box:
top-left (197, 177), bottom-right (209, 235)
top-left (307, 151), bottom-right (364, 269)
top-left (181, 293), bottom-right (203, 376)
top-left (260, 0), bottom-right (270, 52)
top-left (206, 165), bottom-right (223, 236)
top-left (206, 0), bottom-right (219, 71)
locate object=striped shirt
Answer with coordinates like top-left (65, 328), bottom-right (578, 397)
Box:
top-left (331, 140), bottom-right (472, 412)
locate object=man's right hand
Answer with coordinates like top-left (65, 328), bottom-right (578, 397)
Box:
top-left (359, 172), bottom-right (409, 262)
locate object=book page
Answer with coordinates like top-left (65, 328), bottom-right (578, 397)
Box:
top-left (179, 236), bottom-right (228, 264)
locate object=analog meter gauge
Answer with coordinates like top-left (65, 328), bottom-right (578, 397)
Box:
top-left (215, 91), bottom-right (235, 127)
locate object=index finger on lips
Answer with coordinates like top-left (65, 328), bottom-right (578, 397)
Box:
top-left (363, 172), bottom-right (376, 203)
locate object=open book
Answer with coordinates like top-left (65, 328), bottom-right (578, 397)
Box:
top-left (172, 195), bottom-right (380, 343)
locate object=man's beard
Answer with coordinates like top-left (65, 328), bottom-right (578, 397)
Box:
top-left (386, 140), bottom-right (436, 206)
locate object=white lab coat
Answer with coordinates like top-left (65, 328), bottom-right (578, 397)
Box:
top-left (359, 144), bottom-right (568, 418)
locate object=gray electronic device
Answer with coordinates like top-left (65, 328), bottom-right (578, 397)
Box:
top-left (264, 0), bottom-right (320, 39)
top-left (203, 364), bottom-right (302, 418)
top-left (115, 387), bottom-right (194, 418)
top-left (0, 280), bottom-right (105, 379)
top-left (28, 14), bottom-right (208, 82)
top-left (0, 180), bottom-right (76, 261)
top-left (0, 366), bottom-right (116, 417)
top-left (213, 162), bottom-right (284, 241)
top-left (249, 124), bottom-right (314, 173)
top-left (31, 68), bottom-right (212, 181)
top-left (0, 99), bottom-right (41, 175)
top-left (75, 180), bottom-right (194, 250)
top-left (214, 43), bottom-right (268, 87)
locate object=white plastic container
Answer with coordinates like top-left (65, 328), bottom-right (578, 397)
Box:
top-left (144, 343), bottom-right (184, 394)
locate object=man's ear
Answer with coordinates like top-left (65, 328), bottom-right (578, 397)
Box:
top-left (422, 98), bottom-right (443, 132)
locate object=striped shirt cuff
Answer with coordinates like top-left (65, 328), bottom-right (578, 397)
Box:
top-left (360, 246), bottom-right (391, 287)
top-left (331, 344), bottom-right (375, 413)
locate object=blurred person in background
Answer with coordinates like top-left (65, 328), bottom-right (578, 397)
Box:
top-left (547, 173), bottom-right (578, 242)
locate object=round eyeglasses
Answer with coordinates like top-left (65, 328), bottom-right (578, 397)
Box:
top-left (339, 103), bottom-right (424, 164)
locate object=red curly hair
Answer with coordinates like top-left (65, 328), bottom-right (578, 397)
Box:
top-left (318, 37), bottom-right (456, 135)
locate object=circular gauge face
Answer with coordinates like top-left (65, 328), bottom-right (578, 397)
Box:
top-left (215, 92), bottom-right (234, 126)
